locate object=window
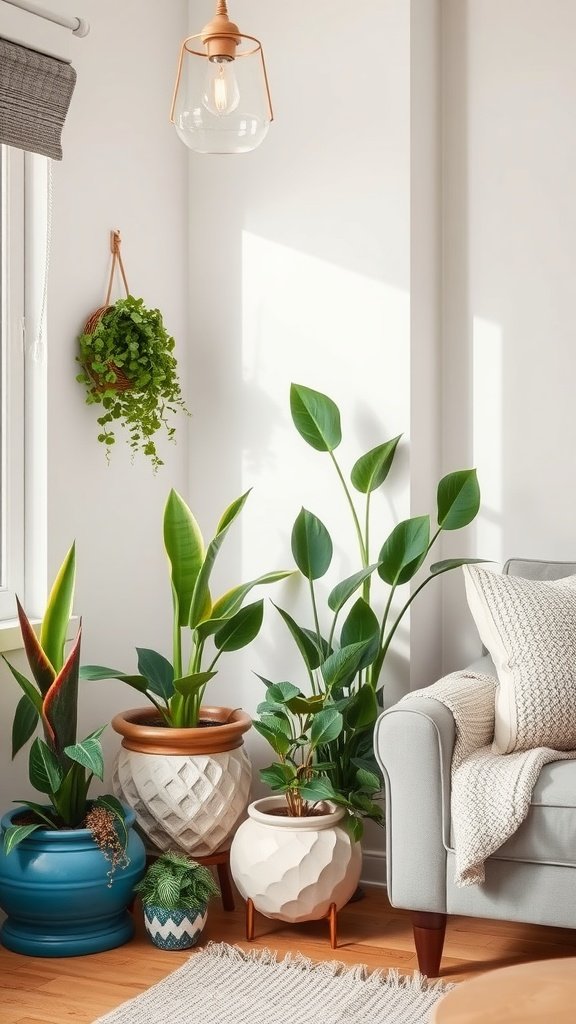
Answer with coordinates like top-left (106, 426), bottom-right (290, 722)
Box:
top-left (0, 145), bottom-right (25, 622)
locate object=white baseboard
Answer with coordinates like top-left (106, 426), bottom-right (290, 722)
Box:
top-left (360, 847), bottom-right (387, 888)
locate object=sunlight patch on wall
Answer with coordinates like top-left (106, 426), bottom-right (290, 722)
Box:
top-left (473, 316), bottom-right (503, 565)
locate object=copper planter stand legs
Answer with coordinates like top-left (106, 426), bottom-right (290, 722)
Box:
top-left (245, 898), bottom-right (339, 949)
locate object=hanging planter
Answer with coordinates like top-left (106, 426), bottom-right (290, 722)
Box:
top-left (76, 230), bottom-right (189, 470)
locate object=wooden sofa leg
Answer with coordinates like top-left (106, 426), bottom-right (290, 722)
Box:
top-left (411, 911), bottom-right (447, 977)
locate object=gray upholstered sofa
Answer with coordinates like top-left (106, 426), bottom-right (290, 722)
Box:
top-left (374, 558), bottom-right (576, 976)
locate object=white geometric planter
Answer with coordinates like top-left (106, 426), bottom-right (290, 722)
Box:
top-left (230, 796), bottom-right (362, 923)
top-left (113, 746), bottom-right (252, 857)
top-left (111, 707), bottom-right (252, 857)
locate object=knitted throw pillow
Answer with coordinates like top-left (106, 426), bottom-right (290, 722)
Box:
top-left (462, 564), bottom-right (576, 754)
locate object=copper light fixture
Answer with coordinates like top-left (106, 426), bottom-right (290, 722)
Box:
top-left (170, 0), bottom-right (273, 155)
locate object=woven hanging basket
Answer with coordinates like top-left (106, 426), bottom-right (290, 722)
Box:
top-left (81, 232), bottom-right (133, 393)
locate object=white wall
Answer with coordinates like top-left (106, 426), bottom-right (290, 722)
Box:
top-left (441, 0), bottom-right (576, 669)
top-left (0, 0), bottom-right (189, 810)
top-left (185, 0), bottom-right (412, 735)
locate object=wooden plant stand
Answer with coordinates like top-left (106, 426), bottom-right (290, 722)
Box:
top-left (245, 898), bottom-right (339, 948)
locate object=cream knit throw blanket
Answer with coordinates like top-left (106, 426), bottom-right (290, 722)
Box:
top-left (405, 671), bottom-right (576, 887)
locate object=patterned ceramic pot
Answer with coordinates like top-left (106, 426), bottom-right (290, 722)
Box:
top-left (0, 805), bottom-right (145, 957)
top-left (142, 903), bottom-right (208, 950)
top-left (230, 796), bottom-right (362, 923)
top-left (112, 707), bottom-right (252, 857)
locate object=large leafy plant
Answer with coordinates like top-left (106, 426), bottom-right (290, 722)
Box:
top-left (76, 295), bottom-right (188, 470)
top-left (133, 851), bottom-right (220, 912)
top-left (2, 545), bottom-right (126, 856)
top-left (82, 490), bottom-right (290, 728)
top-left (254, 384), bottom-right (483, 837)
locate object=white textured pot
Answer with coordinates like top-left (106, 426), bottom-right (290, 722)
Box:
top-left (230, 796), bottom-right (362, 923)
top-left (112, 707), bottom-right (252, 857)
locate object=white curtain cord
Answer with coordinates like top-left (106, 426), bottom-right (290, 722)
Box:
top-left (1, 0), bottom-right (89, 37)
top-left (33, 157), bottom-right (52, 362)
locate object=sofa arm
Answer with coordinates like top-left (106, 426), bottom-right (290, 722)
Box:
top-left (374, 696), bottom-right (456, 913)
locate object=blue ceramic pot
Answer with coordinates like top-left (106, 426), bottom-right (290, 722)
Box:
top-left (143, 904), bottom-right (208, 950)
top-left (0, 806), bottom-right (146, 957)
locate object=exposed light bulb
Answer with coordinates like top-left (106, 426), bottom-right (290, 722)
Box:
top-left (202, 58), bottom-right (240, 116)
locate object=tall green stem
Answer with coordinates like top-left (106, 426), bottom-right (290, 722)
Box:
top-left (363, 491), bottom-right (372, 602)
top-left (329, 451), bottom-right (367, 566)
top-left (173, 620), bottom-right (182, 680)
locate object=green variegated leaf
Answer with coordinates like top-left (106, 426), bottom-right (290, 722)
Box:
top-left (40, 543), bottom-right (76, 673)
top-left (164, 489), bottom-right (205, 627)
top-left (211, 572), bottom-right (292, 619)
top-left (64, 735), bottom-right (105, 781)
top-left (290, 383), bottom-right (342, 452)
top-left (29, 738), bottom-right (64, 795)
top-left (2, 824), bottom-right (42, 855)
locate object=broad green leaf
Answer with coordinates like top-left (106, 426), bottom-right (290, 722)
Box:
top-left (212, 571), bottom-right (292, 619)
top-left (12, 695), bottom-right (40, 759)
top-left (378, 515), bottom-right (430, 586)
top-left (310, 708), bottom-right (343, 747)
top-left (41, 629), bottom-right (82, 751)
top-left (273, 603), bottom-right (322, 670)
top-left (194, 616), bottom-right (232, 640)
top-left (340, 599), bottom-right (380, 670)
top-left (260, 763), bottom-right (296, 789)
top-left (349, 792), bottom-right (384, 822)
top-left (64, 735), bottom-right (105, 781)
top-left (300, 627), bottom-right (332, 660)
top-left (3, 823), bottom-right (42, 855)
top-left (290, 383), bottom-right (342, 452)
top-left (342, 814), bottom-right (363, 842)
top-left (430, 558), bottom-right (490, 575)
top-left (52, 763), bottom-right (90, 826)
top-left (172, 671), bottom-right (216, 697)
top-left (344, 686), bottom-right (379, 731)
top-left (80, 666), bottom-right (151, 692)
top-left (321, 640), bottom-right (374, 692)
top-left (328, 565), bottom-right (380, 614)
top-left (291, 508), bottom-right (333, 581)
top-left (356, 766), bottom-right (382, 793)
top-left (437, 469), bottom-right (480, 531)
top-left (253, 719), bottom-right (291, 756)
top-left (40, 543), bottom-right (76, 673)
top-left (29, 738), bottom-right (63, 795)
top-left (136, 648), bottom-right (174, 701)
top-left (266, 682), bottom-right (301, 704)
top-left (214, 600), bottom-right (264, 652)
top-left (15, 600), bottom-right (55, 696)
top-left (164, 490), bottom-right (205, 627)
top-left (299, 777), bottom-right (340, 803)
top-left (3, 658), bottom-right (42, 714)
top-left (286, 693), bottom-right (325, 715)
top-left (188, 491), bottom-right (251, 628)
top-left (351, 436), bottom-right (402, 494)
top-left (259, 713), bottom-right (292, 739)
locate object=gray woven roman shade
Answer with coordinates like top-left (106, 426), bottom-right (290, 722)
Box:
top-left (0, 37), bottom-right (76, 159)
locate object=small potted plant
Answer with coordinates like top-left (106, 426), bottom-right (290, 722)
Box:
top-left (0, 545), bottom-right (146, 957)
top-left (76, 295), bottom-right (188, 470)
top-left (134, 851), bottom-right (220, 950)
top-left (81, 489), bottom-right (290, 858)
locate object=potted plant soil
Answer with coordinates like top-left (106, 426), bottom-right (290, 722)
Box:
top-left (81, 489), bottom-right (289, 858)
top-left (134, 851), bottom-right (220, 950)
top-left (0, 545), bottom-right (146, 957)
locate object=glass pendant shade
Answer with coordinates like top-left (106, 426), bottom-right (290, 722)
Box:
top-left (170, 3), bottom-right (273, 155)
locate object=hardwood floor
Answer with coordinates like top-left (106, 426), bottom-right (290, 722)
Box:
top-left (2, 887), bottom-right (576, 1023)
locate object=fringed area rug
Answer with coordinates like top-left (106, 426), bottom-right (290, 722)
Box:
top-left (92, 942), bottom-right (452, 1024)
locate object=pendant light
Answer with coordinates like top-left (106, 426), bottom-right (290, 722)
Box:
top-left (170, 0), bottom-right (273, 155)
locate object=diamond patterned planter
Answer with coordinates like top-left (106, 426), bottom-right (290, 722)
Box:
top-left (230, 797), bottom-right (362, 923)
top-left (112, 707), bottom-right (252, 857)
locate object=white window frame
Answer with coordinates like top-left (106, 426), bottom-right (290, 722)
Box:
top-left (0, 147), bottom-right (48, 640)
top-left (0, 145), bottom-right (25, 623)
